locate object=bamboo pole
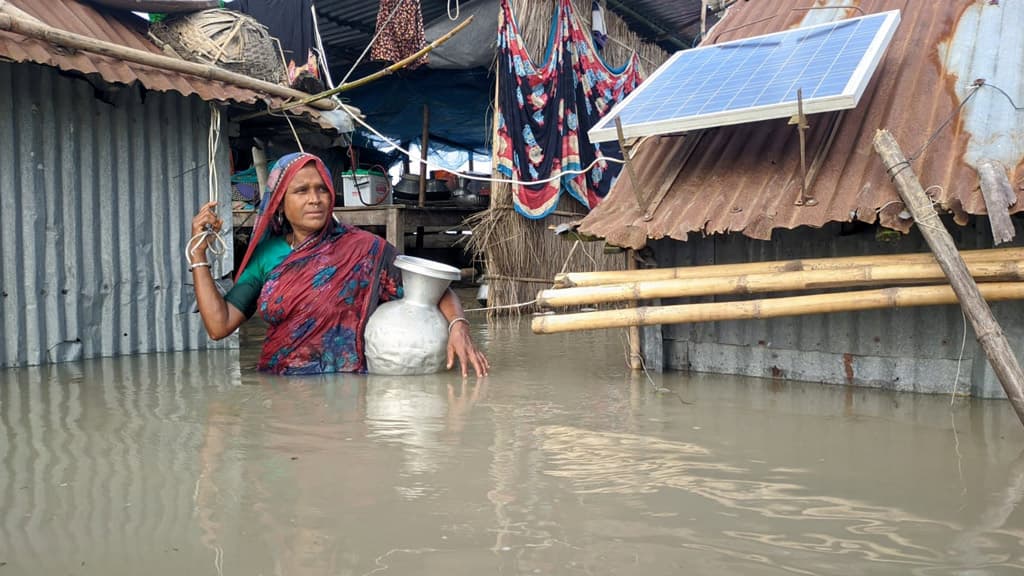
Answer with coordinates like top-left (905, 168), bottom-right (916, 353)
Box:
top-left (553, 247), bottom-right (1024, 288)
top-left (532, 282), bottom-right (1024, 334)
top-left (0, 12), bottom-right (338, 110)
top-left (0, 1), bottom-right (42, 23)
top-left (419, 104), bottom-right (430, 208)
top-left (626, 249), bottom-right (642, 370)
top-left (874, 129), bottom-right (1024, 426)
top-left (235, 15), bottom-right (476, 121)
top-left (251, 146), bottom-right (269, 196)
top-left (539, 259), bottom-right (1024, 308)
top-left (89, 0), bottom-right (219, 12)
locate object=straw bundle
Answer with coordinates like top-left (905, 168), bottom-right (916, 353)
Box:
top-left (468, 0), bottom-right (670, 316)
top-left (150, 8), bottom-right (285, 85)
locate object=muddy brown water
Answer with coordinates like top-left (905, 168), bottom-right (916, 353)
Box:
top-left (1, 314), bottom-right (1023, 575)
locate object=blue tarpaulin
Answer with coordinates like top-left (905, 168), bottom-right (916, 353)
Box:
top-left (342, 66), bottom-right (493, 154)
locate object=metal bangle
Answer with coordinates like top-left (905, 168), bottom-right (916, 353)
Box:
top-left (188, 262), bottom-right (211, 272)
top-left (448, 317), bottom-right (470, 332)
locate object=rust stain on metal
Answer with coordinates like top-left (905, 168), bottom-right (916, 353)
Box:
top-left (579, 0), bottom-right (1024, 248)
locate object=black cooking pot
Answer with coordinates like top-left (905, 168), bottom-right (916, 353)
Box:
top-left (393, 174), bottom-right (450, 203)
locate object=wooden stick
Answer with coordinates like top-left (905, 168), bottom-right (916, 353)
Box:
top-left (0, 13), bottom-right (340, 110)
top-left (874, 129), bottom-right (1024, 426)
top-left (978, 160), bottom-right (1016, 245)
top-left (553, 247), bottom-right (1024, 288)
top-left (532, 282), bottom-right (1024, 334)
top-left (235, 15), bottom-right (476, 121)
top-left (539, 259), bottom-right (1024, 308)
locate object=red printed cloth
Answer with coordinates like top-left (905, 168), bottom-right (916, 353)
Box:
top-left (496, 0), bottom-right (643, 218)
top-left (371, 0), bottom-right (429, 68)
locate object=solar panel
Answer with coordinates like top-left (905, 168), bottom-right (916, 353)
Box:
top-left (588, 10), bottom-right (901, 143)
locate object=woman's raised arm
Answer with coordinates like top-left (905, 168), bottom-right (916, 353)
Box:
top-left (190, 201), bottom-right (247, 340)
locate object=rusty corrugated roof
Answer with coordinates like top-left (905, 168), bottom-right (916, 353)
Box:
top-left (0, 0), bottom-right (292, 107)
top-left (579, 0), bottom-right (1024, 248)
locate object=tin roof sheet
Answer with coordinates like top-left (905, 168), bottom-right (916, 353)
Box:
top-left (0, 0), bottom-right (302, 108)
top-left (579, 0), bottom-right (1024, 248)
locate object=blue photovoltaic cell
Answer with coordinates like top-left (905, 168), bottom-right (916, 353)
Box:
top-left (591, 11), bottom-right (899, 140)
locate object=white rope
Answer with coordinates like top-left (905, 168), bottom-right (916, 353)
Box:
top-left (462, 299), bottom-right (537, 313)
top-left (447, 0), bottom-right (460, 20)
top-left (186, 104), bottom-right (228, 267)
top-left (336, 102), bottom-right (627, 187)
top-left (208, 105), bottom-right (220, 205)
top-left (337, 0), bottom-right (410, 88)
top-left (950, 309), bottom-right (968, 405)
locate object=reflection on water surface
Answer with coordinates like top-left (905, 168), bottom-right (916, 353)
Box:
top-left (0, 319), bottom-right (1022, 575)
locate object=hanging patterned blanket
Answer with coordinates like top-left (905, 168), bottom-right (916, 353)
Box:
top-left (496, 0), bottom-right (643, 219)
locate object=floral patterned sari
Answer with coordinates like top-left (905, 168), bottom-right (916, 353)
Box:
top-left (236, 153), bottom-right (402, 374)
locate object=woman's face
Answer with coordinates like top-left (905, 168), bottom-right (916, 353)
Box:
top-left (282, 164), bottom-right (331, 235)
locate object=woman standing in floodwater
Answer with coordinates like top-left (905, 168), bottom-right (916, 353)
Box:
top-left (188, 152), bottom-right (488, 376)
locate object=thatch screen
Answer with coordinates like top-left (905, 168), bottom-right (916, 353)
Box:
top-left (469, 0), bottom-right (670, 315)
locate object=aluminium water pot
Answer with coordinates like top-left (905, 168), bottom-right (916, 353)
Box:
top-left (364, 255), bottom-right (462, 375)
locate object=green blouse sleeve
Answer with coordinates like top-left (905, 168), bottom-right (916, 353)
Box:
top-left (224, 236), bottom-right (291, 319)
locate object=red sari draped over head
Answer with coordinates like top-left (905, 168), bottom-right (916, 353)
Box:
top-left (236, 153), bottom-right (403, 374)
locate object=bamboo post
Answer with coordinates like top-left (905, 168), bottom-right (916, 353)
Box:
top-left (873, 129), bottom-right (1024, 426)
top-left (251, 146), bottom-right (269, 198)
top-left (626, 249), bottom-right (643, 370)
top-left (0, 1), bottom-right (42, 23)
top-left (532, 282), bottom-right (1024, 333)
top-left (553, 247), bottom-right (1024, 288)
top-left (538, 259), bottom-right (1024, 308)
top-left (0, 12), bottom-right (338, 111)
top-left (419, 104), bottom-right (430, 208)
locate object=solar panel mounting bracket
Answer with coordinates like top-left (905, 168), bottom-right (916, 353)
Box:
top-left (788, 88), bottom-right (817, 207)
top-left (615, 117), bottom-right (655, 221)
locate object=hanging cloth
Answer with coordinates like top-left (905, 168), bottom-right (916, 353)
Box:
top-left (371, 0), bottom-right (429, 68)
top-left (236, 0), bottom-right (319, 84)
top-left (591, 0), bottom-right (608, 50)
top-left (496, 0), bottom-right (642, 219)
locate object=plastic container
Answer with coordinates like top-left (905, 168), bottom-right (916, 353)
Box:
top-left (339, 169), bottom-right (391, 207)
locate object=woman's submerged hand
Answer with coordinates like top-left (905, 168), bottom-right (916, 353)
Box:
top-left (446, 322), bottom-right (490, 377)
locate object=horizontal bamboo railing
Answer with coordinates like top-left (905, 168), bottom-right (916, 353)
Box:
top-left (532, 282), bottom-right (1024, 334)
top-left (538, 259), bottom-right (1024, 308)
top-left (552, 247), bottom-right (1024, 288)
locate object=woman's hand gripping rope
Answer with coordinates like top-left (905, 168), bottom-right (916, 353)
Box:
top-left (187, 201), bottom-right (228, 269)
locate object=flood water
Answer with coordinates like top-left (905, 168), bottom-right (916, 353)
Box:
top-left (1, 311), bottom-right (1023, 575)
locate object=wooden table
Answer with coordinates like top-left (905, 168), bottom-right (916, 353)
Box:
top-left (233, 204), bottom-right (481, 254)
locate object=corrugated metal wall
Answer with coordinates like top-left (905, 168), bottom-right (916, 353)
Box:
top-left (653, 219), bottom-right (1024, 399)
top-left (0, 62), bottom-right (235, 368)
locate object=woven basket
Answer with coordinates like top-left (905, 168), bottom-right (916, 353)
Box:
top-left (150, 9), bottom-right (286, 85)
